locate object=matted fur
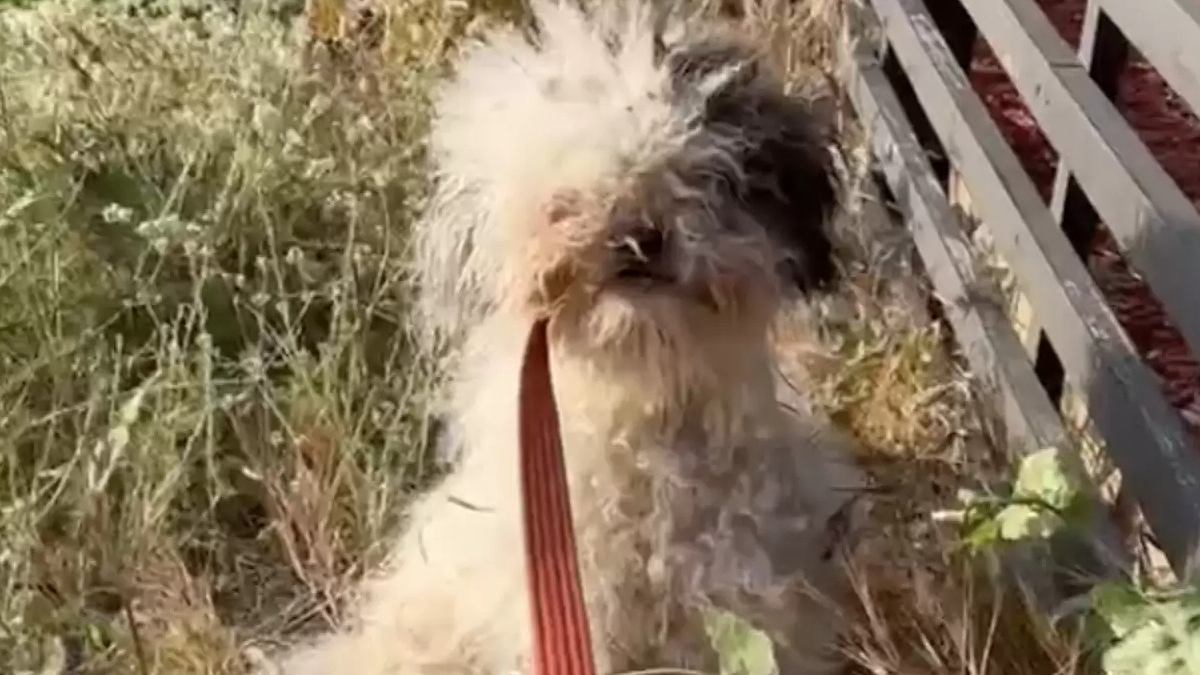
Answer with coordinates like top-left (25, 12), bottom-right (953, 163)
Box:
top-left (278, 2), bottom-right (863, 674)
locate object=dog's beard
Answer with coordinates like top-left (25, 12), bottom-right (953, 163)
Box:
top-left (549, 266), bottom-right (777, 371)
top-left (580, 287), bottom-right (698, 346)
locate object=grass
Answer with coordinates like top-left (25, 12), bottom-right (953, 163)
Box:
top-left (0, 0), bottom-right (518, 670)
top-left (0, 0), bottom-right (1150, 673)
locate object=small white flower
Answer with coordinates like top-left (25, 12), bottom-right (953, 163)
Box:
top-left (101, 203), bottom-right (134, 224)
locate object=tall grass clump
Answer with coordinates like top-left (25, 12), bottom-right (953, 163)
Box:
top-left (0, 0), bottom-right (520, 671)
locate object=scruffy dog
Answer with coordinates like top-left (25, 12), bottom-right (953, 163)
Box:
top-left (279, 2), bottom-right (862, 674)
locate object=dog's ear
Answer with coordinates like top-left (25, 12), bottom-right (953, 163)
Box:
top-left (737, 91), bottom-right (840, 295)
top-left (667, 40), bottom-right (841, 295)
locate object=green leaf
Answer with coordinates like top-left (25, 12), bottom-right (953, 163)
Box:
top-left (953, 446), bottom-right (1088, 553)
top-left (995, 503), bottom-right (1061, 541)
top-left (1092, 583), bottom-right (1200, 675)
top-left (960, 512), bottom-right (1003, 552)
top-left (1091, 582), bottom-right (1155, 640)
top-left (1012, 446), bottom-right (1080, 512)
top-left (701, 607), bottom-right (778, 675)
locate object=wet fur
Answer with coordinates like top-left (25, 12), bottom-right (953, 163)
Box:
top-left (277, 3), bottom-right (861, 674)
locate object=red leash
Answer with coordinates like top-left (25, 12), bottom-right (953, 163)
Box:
top-left (518, 319), bottom-right (597, 675)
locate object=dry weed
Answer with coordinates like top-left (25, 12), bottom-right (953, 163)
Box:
top-left (0, 0), bottom-right (498, 670)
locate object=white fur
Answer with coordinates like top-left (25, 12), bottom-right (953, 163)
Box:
top-left (279, 2), bottom-right (863, 674)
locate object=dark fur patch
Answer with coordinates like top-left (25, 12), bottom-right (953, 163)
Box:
top-left (665, 39), bottom-right (840, 295)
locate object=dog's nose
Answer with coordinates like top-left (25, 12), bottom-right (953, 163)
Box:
top-left (611, 226), bottom-right (665, 263)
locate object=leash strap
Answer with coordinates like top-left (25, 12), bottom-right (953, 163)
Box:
top-left (519, 319), bottom-right (597, 675)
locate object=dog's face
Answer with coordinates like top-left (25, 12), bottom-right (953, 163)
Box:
top-left (416, 3), bottom-right (839, 358)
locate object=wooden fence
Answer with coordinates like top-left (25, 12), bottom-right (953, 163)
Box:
top-left (841, 0), bottom-right (1200, 580)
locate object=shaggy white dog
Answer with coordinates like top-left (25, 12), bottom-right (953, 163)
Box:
top-left (279, 2), bottom-right (863, 674)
